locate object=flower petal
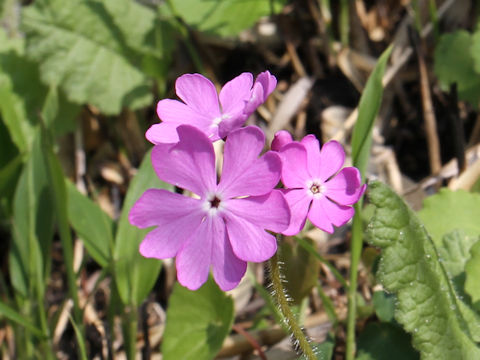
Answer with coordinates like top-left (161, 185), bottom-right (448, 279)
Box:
top-left (175, 73), bottom-right (221, 118)
top-left (219, 72), bottom-right (253, 115)
top-left (224, 212), bottom-right (277, 263)
top-left (281, 188), bottom-right (312, 236)
top-left (271, 130), bottom-right (293, 151)
top-left (300, 135), bottom-right (322, 177)
top-left (145, 122), bottom-right (180, 144)
top-left (212, 218), bottom-right (247, 291)
top-left (308, 196), bottom-right (354, 234)
top-left (317, 140), bottom-right (345, 182)
top-left (175, 217), bottom-right (214, 290)
top-left (218, 126), bottom-right (281, 197)
top-left (226, 190), bottom-right (290, 233)
top-left (129, 189), bottom-right (204, 259)
top-left (156, 99), bottom-right (209, 126)
top-left (324, 167), bottom-right (366, 205)
top-left (244, 71), bottom-right (277, 115)
top-left (152, 125), bottom-right (216, 196)
top-left (279, 142), bottom-right (311, 188)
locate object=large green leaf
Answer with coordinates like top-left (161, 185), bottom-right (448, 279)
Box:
top-left (171, 0), bottom-right (286, 37)
top-left (9, 130), bottom-right (54, 297)
top-left (0, 28), bottom-right (79, 148)
top-left (162, 277), bottom-right (234, 360)
top-left (351, 45), bottom-right (392, 178)
top-left (418, 189), bottom-right (480, 247)
top-left (367, 181), bottom-right (480, 359)
top-left (22, 0), bottom-right (152, 114)
top-left (101, 0), bottom-right (156, 53)
top-left (434, 30), bottom-right (480, 107)
top-left (114, 149), bottom-right (173, 306)
top-left (67, 181), bottom-right (114, 268)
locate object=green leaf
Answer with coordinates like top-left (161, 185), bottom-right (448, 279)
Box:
top-left (101, 0), bottom-right (156, 53)
top-left (69, 315), bottom-right (88, 360)
top-left (280, 238), bottom-right (320, 305)
top-left (9, 130), bottom-right (54, 297)
top-left (418, 189), bottom-right (480, 248)
top-left (0, 301), bottom-right (44, 338)
top-left (367, 181), bottom-right (480, 359)
top-left (356, 322), bottom-right (419, 360)
top-left (162, 277), bottom-right (234, 360)
top-left (114, 149), bottom-right (173, 306)
top-left (351, 45), bottom-right (392, 179)
top-left (0, 74), bottom-right (34, 153)
top-left (466, 240), bottom-right (480, 305)
top-left (67, 181), bottom-right (114, 268)
top-left (22, 0), bottom-right (152, 114)
top-left (469, 29), bottom-right (480, 78)
top-left (171, 0), bottom-right (286, 37)
top-left (434, 30), bottom-right (480, 107)
top-left (372, 291), bottom-right (396, 323)
top-left (0, 154), bottom-right (23, 200)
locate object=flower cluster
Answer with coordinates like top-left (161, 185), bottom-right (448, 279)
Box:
top-left (130, 71), bottom-right (365, 291)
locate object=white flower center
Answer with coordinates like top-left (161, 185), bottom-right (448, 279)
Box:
top-left (211, 113), bottom-right (230, 128)
top-left (306, 180), bottom-right (325, 199)
top-left (202, 192), bottom-right (225, 216)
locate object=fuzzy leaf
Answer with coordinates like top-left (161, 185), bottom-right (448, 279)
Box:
top-left (22, 0), bottom-right (152, 114)
top-left (101, 0), bottom-right (156, 53)
top-left (162, 277), bottom-right (234, 360)
top-left (367, 181), bottom-right (480, 359)
top-left (465, 240), bottom-right (480, 305)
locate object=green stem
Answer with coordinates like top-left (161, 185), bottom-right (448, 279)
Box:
top-left (269, 252), bottom-right (316, 360)
top-left (345, 203), bottom-right (363, 360)
top-left (123, 306), bottom-right (138, 360)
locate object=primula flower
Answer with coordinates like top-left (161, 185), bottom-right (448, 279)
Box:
top-left (130, 125), bottom-right (290, 291)
top-left (273, 132), bottom-right (366, 235)
top-left (146, 71), bottom-right (276, 144)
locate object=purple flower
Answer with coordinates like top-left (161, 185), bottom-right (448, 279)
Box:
top-left (146, 71), bottom-right (276, 144)
top-left (130, 125), bottom-right (290, 291)
top-left (273, 132), bottom-right (366, 235)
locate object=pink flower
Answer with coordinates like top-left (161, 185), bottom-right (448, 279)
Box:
top-left (130, 125), bottom-right (290, 291)
top-left (273, 132), bottom-right (366, 235)
top-left (146, 71), bottom-right (276, 144)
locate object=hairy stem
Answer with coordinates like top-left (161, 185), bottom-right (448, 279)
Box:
top-left (269, 252), bottom-right (316, 360)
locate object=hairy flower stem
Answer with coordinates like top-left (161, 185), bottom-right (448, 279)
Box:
top-left (269, 252), bottom-right (316, 360)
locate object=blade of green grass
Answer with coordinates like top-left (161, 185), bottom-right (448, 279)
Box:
top-left (347, 45), bottom-right (392, 360)
top-left (0, 301), bottom-right (44, 338)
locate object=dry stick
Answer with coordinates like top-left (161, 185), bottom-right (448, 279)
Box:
top-left (414, 30), bottom-right (442, 175)
top-left (447, 84), bottom-right (466, 174)
top-left (331, 0), bottom-right (455, 143)
top-left (231, 324), bottom-right (268, 360)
